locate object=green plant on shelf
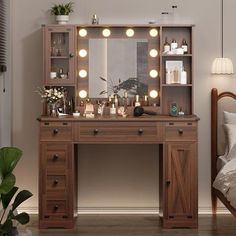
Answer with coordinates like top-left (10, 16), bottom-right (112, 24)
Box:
top-left (51, 2), bottom-right (74, 16)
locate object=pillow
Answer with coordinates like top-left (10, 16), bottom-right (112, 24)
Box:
top-left (226, 143), bottom-right (236, 161)
top-left (224, 111), bottom-right (236, 124)
top-left (224, 124), bottom-right (236, 160)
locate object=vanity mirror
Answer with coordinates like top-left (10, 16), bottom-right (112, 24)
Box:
top-left (77, 26), bottom-right (160, 106)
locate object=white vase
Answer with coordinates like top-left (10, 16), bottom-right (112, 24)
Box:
top-left (56, 15), bottom-right (69, 24)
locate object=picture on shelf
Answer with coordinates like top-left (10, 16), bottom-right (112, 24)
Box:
top-left (165, 60), bottom-right (187, 85)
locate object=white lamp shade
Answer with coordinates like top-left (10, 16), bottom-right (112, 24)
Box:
top-left (212, 57), bottom-right (234, 74)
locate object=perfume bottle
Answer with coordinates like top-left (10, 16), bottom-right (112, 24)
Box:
top-left (164, 37), bottom-right (170, 53)
top-left (171, 39), bottom-right (178, 51)
top-left (181, 39), bottom-right (188, 54)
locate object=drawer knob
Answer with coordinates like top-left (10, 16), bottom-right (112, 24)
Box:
top-left (53, 129), bottom-right (59, 135)
top-left (93, 129), bottom-right (99, 135)
top-left (54, 179), bottom-right (59, 185)
top-left (138, 128), bottom-right (143, 135)
top-left (69, 53), bottom-right (74, 58)
top-left (166, 180), bottom-right (171, 185)
top-left (178, 129), bottom-right (183, 135)
top-left (53, 154), bottom-right (59, 160)
top-left (54, 205), bottom-right (59, 211)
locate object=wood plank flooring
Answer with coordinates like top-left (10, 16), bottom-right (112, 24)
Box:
top-left (18, 215), bottom-right (236, 236)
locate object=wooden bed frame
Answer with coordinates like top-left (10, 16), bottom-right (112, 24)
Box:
top-left (211, 88), bottom-right (236, 216)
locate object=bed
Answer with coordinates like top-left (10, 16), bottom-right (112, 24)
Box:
top-left (211, 88), bottom-right (236, 216)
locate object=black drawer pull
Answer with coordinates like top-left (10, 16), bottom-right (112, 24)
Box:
top-left (169, 122), bottom-right (174, 125)
top-left (53, 154), bottom-right (59, 161)
top-left (63, 215), bottom-right (68, 218)
top-left (44, 122), bottom-right (49, 125)
top-left (93, 129), bottom-right (99, 135)
top-left (166, 180), bottom-right (171, 185)
top-left (187, 123), bottom-right (192, 126)
top-left (187, 215), bottom-right (193, 219)
top-left (54, 179), bottom-right (59, 185)
top-left (169, 215), bottom-right (174, 219)
top-left (54, 205), bottom-right (59, 211)
top-left (178, 129), bottom-right (183, 135)
top-left (62, 122), bottom-right (68, 126)
top-left (53, 129), bottom-right (59, 135)
top-left (177, 149), bottom-right (185, 152)
top-left (138, 128), bottom-right (143, 135)
top-left (44, 215), bottom-right (49, 219)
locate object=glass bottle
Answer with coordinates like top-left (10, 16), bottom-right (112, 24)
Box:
top-left (163, 37), bottom-right (170, 53)
top-left (181, 39), bottom-right (188, 54)
top-left (171, 39), bottom-right (178, 51)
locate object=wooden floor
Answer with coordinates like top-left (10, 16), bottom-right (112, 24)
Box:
top-left (18, 215), bottom-right (236, 236)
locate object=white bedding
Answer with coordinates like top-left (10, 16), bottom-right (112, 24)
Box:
top-left (213, 158), bottom-right (236, 208)
top-left (217, 155), bottom-right (228, 172)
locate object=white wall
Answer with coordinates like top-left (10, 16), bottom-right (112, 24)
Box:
top-left (10, 0), bottom-right (236, 213)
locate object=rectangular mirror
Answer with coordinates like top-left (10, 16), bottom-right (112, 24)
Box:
top-left (89, 38), bottom-right (148, 98)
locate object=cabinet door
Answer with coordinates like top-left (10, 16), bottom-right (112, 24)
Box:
top-left (166, 143), bottom-right (197, 221)
top-left (44, 26), bottom-right (75, 85)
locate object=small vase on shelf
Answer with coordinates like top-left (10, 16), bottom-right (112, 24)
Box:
top-left (50, 103), bottom-right (58, 117)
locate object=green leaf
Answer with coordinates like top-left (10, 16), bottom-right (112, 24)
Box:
top-left (0, 174), bottom-right (16, 195)
top-left (12, 212), bottom-right (30, 225)
top-left (12, 190), bottom-right (33, 211)
top-left (0, 147), bottom-right (22, 178)
top-left (1, 186), bottom-right (18, 209)
top-left (0, 219), bottom-right (13, 234)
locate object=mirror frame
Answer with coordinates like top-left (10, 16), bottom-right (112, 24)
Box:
top-left (77, 25), bottom-right (160, 107)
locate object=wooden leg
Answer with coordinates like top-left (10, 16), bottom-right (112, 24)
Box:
top-left (212, 189), bottom-right (217, 215)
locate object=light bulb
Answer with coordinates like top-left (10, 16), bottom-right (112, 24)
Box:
top-left (149, 49), bottom-right (158, 57)
top-left (149, 29), bottom-right (158, 37)
top-left (79, 49), bottom-right (87, 57)
top-left (149, 70), bottom-right (158, 78)
top-left (126, 28), bottom-right (135, 37)
top-left (149, 90), bottom-right (158, 98)
top-left (79, 29), bottom-right (87, 37)
top-left (79, 69), bottom-right (87, 78)
top-left (102, 29), bottom-right (111, 37)
top-left (79, 90), bottom-right (87, 98)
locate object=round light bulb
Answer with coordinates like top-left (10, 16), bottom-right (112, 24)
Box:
top-left (79, 49), bottom-right (87, 57)
top-left (149, 29), bottom-right (158, 37)
top-left (149, 70), bottom-right (158, 78)
top-left (149, 90), bottom-right (158, 98)
top-left (79, 29), bottom-right (87, 37)
top-left (79, 90), bottom-right (87, 99)
top-left (149, 49), bottom-right (158, 57)
top-left (79, 69), bottom-right (87, 78)
top-left (102, 28), bottom-right (111, 37)
top-left (126, 28), bottom-right (134, 37)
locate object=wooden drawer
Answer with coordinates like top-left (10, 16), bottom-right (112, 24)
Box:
top-left (75, 122), bottom-right (163, 143)
top-left (40, 122), bottom-right (72, 141)
top-left (44, 199), bottom-right (68, 216)
top-left (46, 174), bottom-right (67, 192)
top-left (165, 122), bottom-right (197, 141)
top-left (41, 143), bottom-right (71, 169)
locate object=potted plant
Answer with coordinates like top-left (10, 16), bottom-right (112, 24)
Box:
top-left (51, 2), bottom-right (74, 24)
top-left (0, 147), bottom-right (33, 236)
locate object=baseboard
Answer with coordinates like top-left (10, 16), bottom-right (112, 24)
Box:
top-left (18, 206), bottom-right (231, 215)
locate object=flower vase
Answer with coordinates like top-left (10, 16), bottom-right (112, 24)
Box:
top-left (51, 103), bottom-right (58, 117)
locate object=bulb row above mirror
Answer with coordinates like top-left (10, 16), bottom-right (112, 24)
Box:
top-left (78, 28), bottom-right (159, 38)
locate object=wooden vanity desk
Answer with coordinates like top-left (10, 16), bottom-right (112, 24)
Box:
top-left (38, 115), bottom-right (199, 229)
top-left (39, 24), bottom-right (198, 229)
